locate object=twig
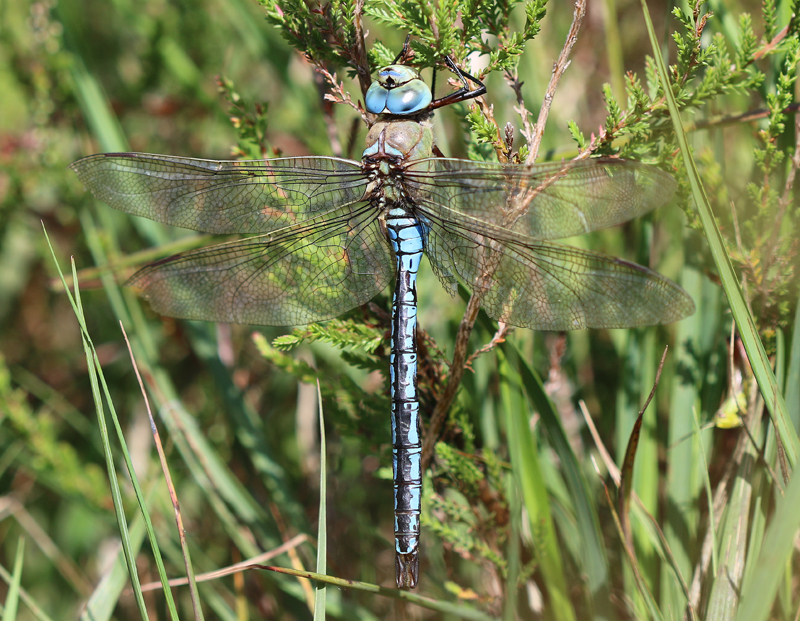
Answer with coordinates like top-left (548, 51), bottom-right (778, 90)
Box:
top-left (526, 0), bottom-right (587, 164)
top-left (465, 322), bottom-right (510, 369)
top-left (421, 294), bottom-right (482, 469)
top-left (474, 97), bottom-right (508, 162)
top-left (315, 68), bottom-right (343, 157)
top-left (137, 535), bottom-right (309, 592)
top-left (753, 20), bottom-right (793, 61)
top-left (505, 71), bottom-right (535, 149)
top-left (345, 117), bottom-right (361, 159)
top-left (689, 102), bottom-right (800, 131)
top-left (315, 64), bottom-right (370, 125)
top-left (351, 0), bottom-right (371, 99)
top-left (580, 401), bottom-right (619, 484)
top-left (120, 322), bottom-right (201, 619)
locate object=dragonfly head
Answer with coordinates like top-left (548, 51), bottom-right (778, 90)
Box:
top-left (365, 65), bottom-right (432, 115)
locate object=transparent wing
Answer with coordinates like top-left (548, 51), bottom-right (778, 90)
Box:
top-left (127, 204), bottom-right (393, 326)
top-left (423, 215), bottom-right (695, 330)
top-left (70, 153), bottom-right (370, 234)
top-left (404, 158), bottom-right (677, 241)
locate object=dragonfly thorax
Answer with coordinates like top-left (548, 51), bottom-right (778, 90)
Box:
top-left (362, 118), bottom-right (434, 162)
top-left (362, 118), bottom-right (435, 207)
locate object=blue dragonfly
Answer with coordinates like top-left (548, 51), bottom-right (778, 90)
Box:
top-left (70, 49), bottom-right (695, 589)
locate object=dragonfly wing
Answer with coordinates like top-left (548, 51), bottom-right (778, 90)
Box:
top-left (70, 153), bottom-right (369, 234)
top-left (405, 158), bottom-right (676, 241)
top-left (423, 216), bottom-right (695, 330)
top-left (127, 204), bottom-right (393, 326)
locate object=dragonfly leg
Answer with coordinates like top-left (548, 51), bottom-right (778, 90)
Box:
top-left (430, 56), bottom-right (486, 110)
top-left (391, 34), bottom-right (413, 64)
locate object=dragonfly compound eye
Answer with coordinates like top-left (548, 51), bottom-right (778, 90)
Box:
top-left (365, 81), bottom-right (390, 114)
top-left (386, 80), bottom-right (432, 114)
top-left (365, 65), bottom-right (432, 115)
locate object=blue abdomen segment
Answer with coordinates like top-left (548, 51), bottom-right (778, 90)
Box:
top-left (387, 211), bottom-right (424, 588)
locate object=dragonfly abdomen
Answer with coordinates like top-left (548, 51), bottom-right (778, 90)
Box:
top-left (386, 213), bottom-right (424, 588)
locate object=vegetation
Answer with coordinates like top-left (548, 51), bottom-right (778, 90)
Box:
top-left (1, 0), bottom-right (799, 619)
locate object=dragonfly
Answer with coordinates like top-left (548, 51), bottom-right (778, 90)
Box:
top-left (70, 46), bottom-right (695, 589)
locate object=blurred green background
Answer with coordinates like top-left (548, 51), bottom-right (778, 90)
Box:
top-left (1, 0), bottom-right (799, 619)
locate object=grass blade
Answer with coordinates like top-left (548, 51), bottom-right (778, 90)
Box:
top-left (499, 350), bottom-right (576, 621)
top-left (79, 518), bottom-right (146, 621)
top-left (495, 330), bottom-right (611, 607)
top-left (3, 536), bottom-right (25, 621)
top-left (42, 226), bottom-right (150, 621)
top-left (0, 560), bottom-right (53, 621)
top-left (784, 293), bottom-right (800, 431)
top-left (734, 436), bottom-right (800, 621)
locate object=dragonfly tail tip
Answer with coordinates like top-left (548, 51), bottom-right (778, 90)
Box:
top-left (396, 552), bottom-right (419, 589)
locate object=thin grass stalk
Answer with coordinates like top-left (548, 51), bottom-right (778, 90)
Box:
top-left (43, 234), bottom-right (149, 620)
top-left (4, 536), bottom-right (25, 621)
top-left (313, 381), bottom-right (328, 621)
top-left (121, 325), bottom-right (201, 620)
